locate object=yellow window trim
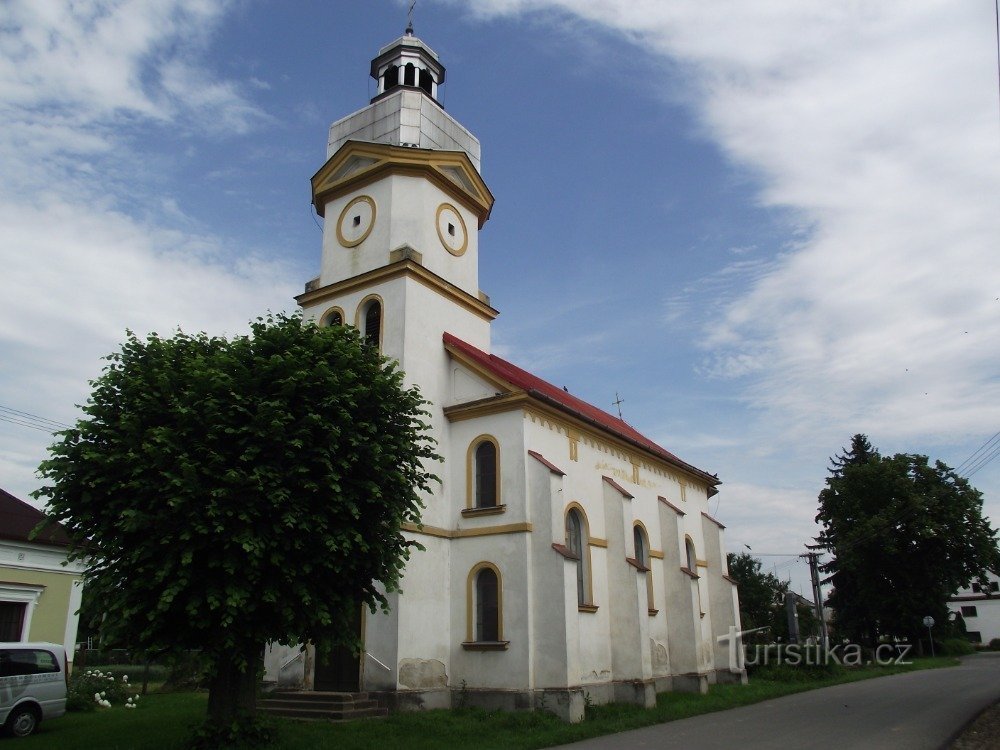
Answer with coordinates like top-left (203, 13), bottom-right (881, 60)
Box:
top-left (466, 434), bottom-right (501, 510)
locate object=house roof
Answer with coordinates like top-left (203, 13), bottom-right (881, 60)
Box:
top-left (443, 333), bottom-right (719, 488)
top-left (0, 488), bottom-right (71, 548)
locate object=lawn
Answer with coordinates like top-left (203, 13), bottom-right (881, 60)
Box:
top-left (18, 657), bottom-right (956, 750)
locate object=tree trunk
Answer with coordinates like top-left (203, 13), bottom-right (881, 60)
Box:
top-left (206, 646), bottom-right (261, 726)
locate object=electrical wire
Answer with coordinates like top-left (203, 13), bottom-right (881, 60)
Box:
top-left (0, 405), bottom-right (72, 432)
top-left (955, 430), bottom-right (1000, 475)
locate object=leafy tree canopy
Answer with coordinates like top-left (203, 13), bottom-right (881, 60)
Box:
top-left (34, 313), bottom-right (438, 729)
top-left (816, 434), bottom-right (999, 646)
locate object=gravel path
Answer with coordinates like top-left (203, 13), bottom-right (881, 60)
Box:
top-left (949, 700), bottom-right (1000, 750)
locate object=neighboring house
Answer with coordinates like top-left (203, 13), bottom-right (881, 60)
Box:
top-left (263, 28), bottom-right (745, 722)
top-left (948, 571), bottom-right (1000, 645)
top-left (0, 488), bottom-right (85, 669)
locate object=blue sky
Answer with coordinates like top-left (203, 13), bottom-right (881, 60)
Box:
top-left (2, 0), bottom-right (998, 594)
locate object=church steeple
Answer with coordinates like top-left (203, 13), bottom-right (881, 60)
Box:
top-left (369, 31), bottom-right (445, 104)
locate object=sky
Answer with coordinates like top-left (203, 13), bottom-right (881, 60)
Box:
top-left (1, 0), bottom-right (998, 595)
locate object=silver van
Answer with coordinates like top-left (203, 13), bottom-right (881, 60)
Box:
top-left (0, 643), bottom-right (68, 737)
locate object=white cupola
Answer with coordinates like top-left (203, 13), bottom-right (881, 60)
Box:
top-left (369, 29), bottom-right (445, 104)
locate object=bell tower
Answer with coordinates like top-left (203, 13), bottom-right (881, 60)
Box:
top-left (297, 28), bottom-right (496, 365)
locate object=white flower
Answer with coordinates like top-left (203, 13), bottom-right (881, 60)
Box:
top-left (100, 691), bottom-right (106, 698)
top-left (100, 699), bottom-right (111, 708)
top-left (93, 693), bottom-right (100, 701)
top-left (122, 675), bottom-right (129, 682)
top-left (108, 676), bottom-right (115, 681)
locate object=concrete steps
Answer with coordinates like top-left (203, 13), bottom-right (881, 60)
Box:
top-left (258, 690), bottom-right (388, 722)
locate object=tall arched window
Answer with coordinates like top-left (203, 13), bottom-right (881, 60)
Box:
top-left (566, 508), bottom-right (587, 606)
top-left (475, 441), bottom-right (497, 507)
top-left (685, 537), bottom-right (697, 572)
top-left (357, 298), bottom-right (382, 350)
top-left (476, 567), bottom-right (499, 642)
top-left (634, 523), bottom-right (655, 613)
top-left (633, 526), bottom-right (647, 568)
top-left (463, 562), bottom-right (506, 649)
top-left (466, 436), bottom-right (501, 512)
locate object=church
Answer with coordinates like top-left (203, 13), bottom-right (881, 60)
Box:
top-left (262, 26), bottom-right (745, 722)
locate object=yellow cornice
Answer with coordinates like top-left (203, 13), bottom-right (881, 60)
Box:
top-left (401, 522), bottom-right (532, 539)
top-left (443, 393), bottom-right (529, 423)
top-left (295, 259), bottom-right (498, 322)
top-left (311, 141), bottom-right (495, 228)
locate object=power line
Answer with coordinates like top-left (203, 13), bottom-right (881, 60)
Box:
top-left (955, 430), bottom-right (1000, 474)
top-left (0, 404), bottom-right (74, 434)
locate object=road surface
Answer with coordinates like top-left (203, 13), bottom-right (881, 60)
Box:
top-left (555, 653), bottom-right (1000, 749)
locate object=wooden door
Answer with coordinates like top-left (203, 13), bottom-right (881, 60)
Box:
top-left (313, 604), bottom-right (362, 692)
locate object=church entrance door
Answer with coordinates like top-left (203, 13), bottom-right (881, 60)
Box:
top-left (314, 604), bottom-right (362, 692)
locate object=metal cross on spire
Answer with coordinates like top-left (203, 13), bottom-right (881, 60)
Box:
top-left (406, 1), bottom-right (416, 35)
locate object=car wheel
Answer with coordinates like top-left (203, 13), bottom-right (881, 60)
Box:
top-left (7, 707), bottom-right (39, 738)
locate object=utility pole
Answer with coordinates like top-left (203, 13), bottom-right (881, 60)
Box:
top-left (803, 548), bottom-right (830, 648)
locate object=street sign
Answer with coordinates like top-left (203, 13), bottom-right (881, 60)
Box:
top-left (923, 616), bottom-right (935, 628)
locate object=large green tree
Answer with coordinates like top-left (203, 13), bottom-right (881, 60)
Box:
top-left (35, 313), bottom-right (437, 733)
top-left (727, 552), bottom-right (787, 638)
top-left (816, 434), bottom-right (999, 646)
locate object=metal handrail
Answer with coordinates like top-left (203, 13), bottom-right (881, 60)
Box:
top-left (279, 650), bottom-right (304, 671)
top-left (365, 651), bottom-right (391, 671)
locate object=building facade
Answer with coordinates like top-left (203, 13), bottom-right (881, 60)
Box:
top-left (0, 489), bottom-right (85, 669)
top-left (263, 29), bottom-right (744, 721)
top-left (949, 572), bottom-right (1000, 646)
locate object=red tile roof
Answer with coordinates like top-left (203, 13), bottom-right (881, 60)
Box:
top-left (443, 333), bottom-right (719, 487)
top-left (0, 488), bottom-right (71, 548)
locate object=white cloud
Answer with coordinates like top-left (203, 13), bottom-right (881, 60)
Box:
top-left (0, 1), bottom-right (294, 504)
top-left (457, 0), bottom-right (1000, 450)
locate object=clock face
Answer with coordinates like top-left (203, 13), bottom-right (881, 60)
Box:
top-left (436, 202), bottom-right (468, 256)
top-left (336, 195), bottom-right (376, 247)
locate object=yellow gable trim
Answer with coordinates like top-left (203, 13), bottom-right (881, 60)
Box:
top-left (312, 141), bottom-right (495, 227)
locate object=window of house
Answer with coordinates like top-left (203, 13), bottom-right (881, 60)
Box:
top-left (961, 605), bottom-right (978, 617)
top-left (991, 582), bottom-right (1000, 593)
top-left (967, 631), bottom-right (983, 644)
top-left (0, 602), bottom-right (26, 642)
top-left (566, 508), bottom-right (591, 607)
top-left (323, 308), bottom-right (343, 327)
top-left (972, 583), bottom-right (981, 593)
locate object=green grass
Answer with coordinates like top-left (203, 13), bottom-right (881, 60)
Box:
top-left (22, 657), bottom-right (957, 750)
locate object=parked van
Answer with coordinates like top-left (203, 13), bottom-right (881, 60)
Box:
top-left (0, 643), bottom-right (68, 737)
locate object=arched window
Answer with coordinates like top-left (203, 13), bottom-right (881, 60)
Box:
top-left (475, 441), bottom-right (497, 507)
top-left (418, 68), bottom-right (433, 95)
top-left (566, 508), bottom-right (589, 607)
top-left (466, 436), bottom-right (500, 511)
top-left (464, 562), bottom-right (506, 649)
top-left (685, 537), bottom-right (697, 572)
top-left (404, 63), bottom-right (416, 87)
top-left (322, 308), bottom-right (343, 327)
top-left (476, 567), bottom-right (499, 642)
top-left (634, 523), bottom-right (655, 613)
top-left (358, 298), bottom-right (381, 350)
top-left (633, 526), bottom-right (647, 568)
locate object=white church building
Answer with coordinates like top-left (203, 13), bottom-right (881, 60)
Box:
top-left (263, 28), bottom-right (745, 722)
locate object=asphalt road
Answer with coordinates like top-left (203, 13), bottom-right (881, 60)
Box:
top-left (555, 653), bottom-right (1000, 750)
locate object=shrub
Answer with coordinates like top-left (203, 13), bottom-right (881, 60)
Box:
top-left (988, 638), bottom-right (1000, 652)
top-left (68, 668), bottom-right (140, 711)
top-left (940, 638), bottom-right (974, 656)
